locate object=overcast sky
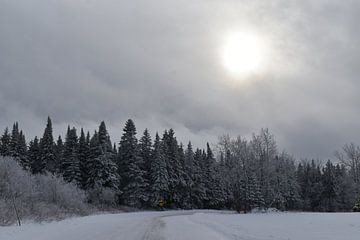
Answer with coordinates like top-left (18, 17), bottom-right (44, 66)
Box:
top-left (1, 0), bottom-right (360, 159)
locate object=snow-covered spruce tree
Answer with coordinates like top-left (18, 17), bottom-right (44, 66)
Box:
top-left (39, 117), bottom-right (56, 173)
top-left (61, 127), bottom-right (81, 185)
top-left (191, 148), bottom-right (207, 208)
top-left (297, 160), bottom-right (323, 211)
top-left (162, 129), bottom-right (186, 208)
top-left (0, 127), bottom-right (11, 157)
top-left (28, 137), bottom-right (42, 174)
top-left (54, 135), bottom-right (64, 174)
top-left (321, 160), bottom-right (337, 211)
top-left (234, 163), bottom-right (264, 213)
top-left (9, 122), bottom-right (20, 159)
top-left (310, 161), bottom-right (324, 211)
top-left (184, 142), bottom-right (195, 208)
top-left (86, 131), bottom-right (101, 189)
top-left (118, 119), bottom-right (147, 208)
top-left (271, 153), bottom-right (300, 210)
top-left (177, 143), bottom-right (192, 209)
top-left (139, 128), bottom-right (152, 206)
top-left (78, 129), bottom-right (90, 190)
top-left (17, 131), bottom-right (29, 170)
top-left (216, 135), bottom-right (238, 208)
top-left (202, 143), bottom-right (224, 209)
top-left (86, 123), bottom-right (119, 205)
top-left (149, 133), bottom-right (169, 208)
top-left (296, 162), bottom-right (309, 210)
top-left (97, 122), bottom-right (119, 190)
top-left (139, 129), bottom-right (152, 174)
top-left (6, 123), bottom-right (29, 170)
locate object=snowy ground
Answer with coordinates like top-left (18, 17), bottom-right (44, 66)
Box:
top-left (1, 210), bottom-right (360, 240)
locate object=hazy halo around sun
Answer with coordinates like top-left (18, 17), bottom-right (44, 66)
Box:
top-left (222, 31), bottom-right (267, 77)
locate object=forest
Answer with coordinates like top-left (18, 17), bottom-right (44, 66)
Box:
top-left (1, 117), bottom-right (360, 225)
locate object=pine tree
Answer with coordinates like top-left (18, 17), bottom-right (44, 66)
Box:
top-left (118, 119), bottom-right (147, 207)
top-left (321, 160), bottom-right (337, 211)
top-left (87, 131), bottom-right (102, 189)
top-left (184, 142), bottom-right (195, 208)
top-left (191, 148), bottom-right (207, 208)
top-left (0, 127), bottom-right (11, 156)
top-left (61, 127), bottom-right (81, 184)
top-left (149, 133), bottom-right (169, 208)
top-left (97, 122), bottom-right (119, 190)
top-left (85, 123), bottom-right (119, 202)
top-left (203, 143), bottom-right (224, 208)
top-left (9, 122), bottom-right (20, 159)
top-left (271, 154), bottom-right (300, 210)
top-left (17, 130), bottom-right (29, 169)
top-left (39, 117), bottom-right (56, 173)
top-left (177, 143), bottom-right (191, 208)
top-left (28, 137), bottom-right (42, 174)
top-left (54, 135), bottom-right (64, 174)
top-left (139, 129), bottom-right (152, 175)
top-left (162, 129), bottom-right (184, 207)
top-left (139, 129), bottom-right (152, 206)
top-left (235, 169), bottom-right (264, 213)
top-left (78, 129), bottom-right (90, 189)
top-left (98, 121), bottom-right (113, 153)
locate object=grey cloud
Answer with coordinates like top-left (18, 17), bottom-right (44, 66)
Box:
top-left (1, 0), bottom-right (360, 159)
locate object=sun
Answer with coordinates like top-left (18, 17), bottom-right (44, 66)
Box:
top-left (222, 31), bottom-right (266, 76)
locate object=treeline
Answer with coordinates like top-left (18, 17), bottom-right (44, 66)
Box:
top-left (0, 117), bottom-right (359, 212)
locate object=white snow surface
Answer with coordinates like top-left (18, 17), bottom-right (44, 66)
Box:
top-left (1, 210), bottom-right (360, 240)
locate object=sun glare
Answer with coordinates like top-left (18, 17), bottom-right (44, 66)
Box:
top-left (222, 31), bottom-right (266, 77)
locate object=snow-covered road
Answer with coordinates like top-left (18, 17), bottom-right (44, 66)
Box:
top-left (1, 211), bottom-right (360, 240)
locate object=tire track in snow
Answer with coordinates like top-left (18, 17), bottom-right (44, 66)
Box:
top-left (141, 211), bottom-right (209, 240)
top-left (142, 217), bottom-right (166, 240)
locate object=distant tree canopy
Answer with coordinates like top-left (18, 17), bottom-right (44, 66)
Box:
top-left (0, 117), bottom-right (359, 212)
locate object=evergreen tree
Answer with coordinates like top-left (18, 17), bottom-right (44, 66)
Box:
top-left (139, 129), bottom-right (152, 206)
top-left (0, 127), bottom-right (11, 156)
top-left (118, 119), bottom-right (147, 207)
top-left (17, 130), bottom-right (29, 169)
top-left (78, 129), bottom-right (90, 189)
top-left (177, 143), bottom-right (191, 208)
top-left (97, 122), bottom-right (119, 190)
top-left (271, 154), bottom-right (300, 210)
top-left (86, 131), bottom-right (101, 189)
top-left (321, 160), bottom-right (337, 211)
top-left (239, 170), bottom-right (264, 212)
top-left (191, 148), bottom-right (207, 208)
top-left (61, 127), bottom-right (81, 184)
top-left (139, 129), bottom-right (152, 175)
top-left (184, 142), bottom-right (196, 208)
top-left (28, 137), bottom-right (42, 174)
top-left (54, 135), bottom-right (64, 173)
top-left (98, 121), bottom-right (113, 153)
top-left (149, 133), bottom-right (169, 208)
top-left (9, 122), bottom-right (20, 159)
top-left (39, 117), bottom-right (56, 173)
top-left (162, 129), bottom-right (185, 207)
top-left (203, 143), bottom-right (224, 208)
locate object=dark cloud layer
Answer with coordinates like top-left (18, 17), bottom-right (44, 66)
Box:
top-left (1, 0), bottom-right (360, 159)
